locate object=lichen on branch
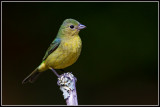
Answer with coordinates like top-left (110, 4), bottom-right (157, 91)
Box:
top-left (57, 72), bottom-right (78, 105)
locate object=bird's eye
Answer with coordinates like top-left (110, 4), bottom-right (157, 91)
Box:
top-left (70, 25), bottom-right (74, 29)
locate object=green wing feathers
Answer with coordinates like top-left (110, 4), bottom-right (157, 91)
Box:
top-left (42, 38), bottom-right (61, 61)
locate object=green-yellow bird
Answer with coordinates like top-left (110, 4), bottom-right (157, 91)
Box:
top-left (22, 18), bottom-right (86, 84)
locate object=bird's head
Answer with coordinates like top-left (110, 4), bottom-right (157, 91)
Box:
top-left (58, 18), bottom-right (86, 37)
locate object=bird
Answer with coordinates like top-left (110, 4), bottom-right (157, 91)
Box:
top-left (22, 18), bottom-right (86, 84)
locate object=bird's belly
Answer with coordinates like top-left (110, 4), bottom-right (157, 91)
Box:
top-left (45, 37), bottom-right (82, 69)
top-left (54, 51), bottom-right (80, 69)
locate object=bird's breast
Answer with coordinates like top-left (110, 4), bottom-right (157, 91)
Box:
top-left (46, 35), bottom-right (82, 69)
top-left (61, 36), bottom-right (82, 53)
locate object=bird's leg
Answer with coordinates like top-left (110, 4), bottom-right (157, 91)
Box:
top-left (49, 67), bottom-right (60, 78)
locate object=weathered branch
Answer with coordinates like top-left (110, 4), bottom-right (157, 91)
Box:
top-left (57, 72), bottom-right (78, 106)
top-left (50, 69), bottom-right (78, 105)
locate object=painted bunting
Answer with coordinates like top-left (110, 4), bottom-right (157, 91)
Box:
top-left (22, 18), bottom-right (86, 84)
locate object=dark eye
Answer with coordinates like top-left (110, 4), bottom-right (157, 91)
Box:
top-left (70, 25), bottom-right (74, 29)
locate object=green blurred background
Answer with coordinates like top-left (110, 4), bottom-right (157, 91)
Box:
top-left (2, 2), bottom-right (158, 105)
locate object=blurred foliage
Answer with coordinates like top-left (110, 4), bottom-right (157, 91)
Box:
top-left (2, 2), bottom-right (158, 105)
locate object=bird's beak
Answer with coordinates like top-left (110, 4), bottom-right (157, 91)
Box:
top-left (78, 24), bottom-right (86, 30)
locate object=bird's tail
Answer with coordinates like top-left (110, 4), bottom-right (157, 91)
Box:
top-left (22, 68), bottom-right (42, 84)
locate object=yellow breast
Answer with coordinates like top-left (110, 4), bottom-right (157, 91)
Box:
top-left (45, 35), bottom-right (82, 69)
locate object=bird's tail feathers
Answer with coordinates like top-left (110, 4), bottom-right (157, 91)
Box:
top-left (22, 68), bottom-right (42, 84)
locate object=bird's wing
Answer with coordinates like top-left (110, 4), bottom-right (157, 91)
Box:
top-left (42, 38), bottom-right (61, 61)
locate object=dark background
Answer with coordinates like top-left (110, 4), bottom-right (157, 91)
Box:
top-left (2, 2), bottom-right (158, 105)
